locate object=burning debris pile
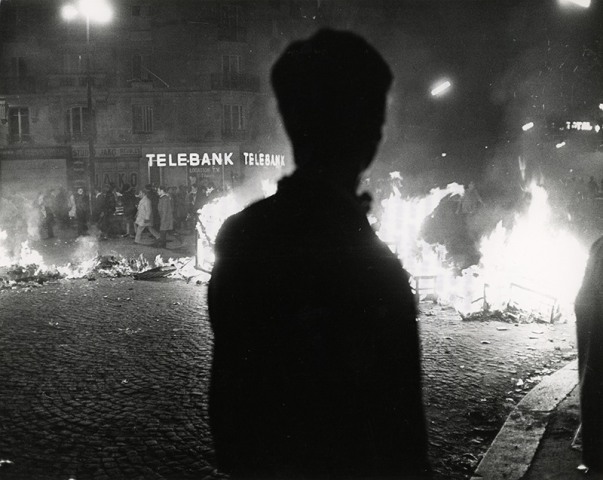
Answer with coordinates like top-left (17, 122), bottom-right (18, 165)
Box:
top-left (0, 240), bottom-right (202, 289)
top-left (191, 175), bottom-right (589, 323)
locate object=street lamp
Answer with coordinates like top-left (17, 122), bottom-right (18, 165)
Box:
top-left (61, 0), bottom-right (112, 200)
top-left (430, 80), bottom-right (452, 97)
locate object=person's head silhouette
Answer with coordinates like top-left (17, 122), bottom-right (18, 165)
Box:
top-left (271, 29), bottom-right (393, 191)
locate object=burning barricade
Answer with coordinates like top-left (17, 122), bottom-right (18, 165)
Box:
top-left (191, 175), bottom-right (588, 323)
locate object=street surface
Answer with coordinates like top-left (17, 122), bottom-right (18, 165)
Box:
top-left (0, 262), bottom-right (577, 480)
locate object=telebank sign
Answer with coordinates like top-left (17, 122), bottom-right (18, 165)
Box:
top-left (146, 151), bottom-right (286, 168)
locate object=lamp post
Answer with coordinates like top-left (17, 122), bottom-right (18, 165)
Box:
top-left (61, 0), bottom-right (112, 200)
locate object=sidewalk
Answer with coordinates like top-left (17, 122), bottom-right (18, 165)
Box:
top-left (471, 360), bottom-right (585, 480)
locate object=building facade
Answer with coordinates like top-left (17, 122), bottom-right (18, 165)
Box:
top-left (0, 0), bottom-right (335, 200)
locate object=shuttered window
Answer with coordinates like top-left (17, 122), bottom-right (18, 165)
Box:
top-left (133, 105), bottom-right (153, 133)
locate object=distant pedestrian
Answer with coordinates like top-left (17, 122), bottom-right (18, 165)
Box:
top-left (155, 186), bottom-right (174, 248)
top-left (97, 184), bottom-right (116, 240)
top-left (134, 189), bottom-right (160, 244)
top-left (120, 183), bottom-right (137, 238)
top-left (72, 187), bottom-right (90, 236)
top-left (575, 236), bottom-right (603, 475)
top-left (36, 191), bottom-right (55, 240)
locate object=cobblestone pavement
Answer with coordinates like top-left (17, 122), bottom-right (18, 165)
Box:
top-left (0, 235), bottom-right (578, 479)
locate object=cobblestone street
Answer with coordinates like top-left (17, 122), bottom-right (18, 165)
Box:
top-left (0, 266), bottom-right (578, 480)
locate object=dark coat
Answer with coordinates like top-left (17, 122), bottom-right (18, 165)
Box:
top-left (575, 236), bottom-right (603, 472)
top-left (208, 171), bottom-right (431, 479)
top-left (121, 189), bottom-right (137, 220)
top-left (74, 192), bottom-right (89, 220)
top-left (158, 194), bottom-right (174, 231)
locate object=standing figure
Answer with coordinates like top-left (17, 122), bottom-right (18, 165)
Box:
top-left (73, 187), bottom-right (90, 236)
top-left (155, 186), bottom-right (174, 248)
top-left (36, 191), bottom-right (55, 240)
top-left (208, 29), bottom-right (431, 479)
top-left (120, 183), bottom-right (137, 238)
top-left (134, 189), bottom-right (160, 244)
top-left (575, 237), bottom-right (603, 474)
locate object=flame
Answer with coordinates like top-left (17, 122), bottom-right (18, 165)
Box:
top-left (374, 179), bottom-right (588, 319)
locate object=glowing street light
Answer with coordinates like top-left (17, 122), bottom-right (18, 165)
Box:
top-left (61, 0), bottom-right (113, 24)
top-left (61, 0), bottom-right (112, 201)
top-left (522, 122), bottom-right (534, 131)
top-left (430, 80), bottom-right (452, 97)
top-left (560, 0), bottom-right (591, 8)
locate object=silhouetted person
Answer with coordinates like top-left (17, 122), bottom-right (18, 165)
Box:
top-left (208, 29), bottom-right (431, 479)
top-left (575, 236), bottom-right (603, 474)
top-left (73, 187), bottom-right (89, 236)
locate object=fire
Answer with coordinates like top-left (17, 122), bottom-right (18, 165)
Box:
top-left (375, 179), bottom-right (588, 319)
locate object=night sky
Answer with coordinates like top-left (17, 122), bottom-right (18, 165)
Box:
top-left (336, 0), bottom-right (603, 186)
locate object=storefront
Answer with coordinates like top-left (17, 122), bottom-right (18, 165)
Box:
top-left (0, 146), bottom-right (71, 199)
top-left (71, 145), bottom-right (143, 192)
top-left (143, 145), bottom-right (290, 193)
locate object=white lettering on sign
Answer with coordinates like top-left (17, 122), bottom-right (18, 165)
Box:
top-left (243, 152), bottom-right (286, 168)
top-left (146, 152), bottom-right (235, 167)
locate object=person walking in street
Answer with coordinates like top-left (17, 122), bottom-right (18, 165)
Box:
top-left (134, 188), bottom-right (160, 245)
top-left (72, 187), bottom-right (89, 236)
top-left (208, 29), bottom-right (431, 480)
top-left (575, 236), bottom-right (603, 475)
top-left (120, 183), bottom-right (137, 238)
top-left (36, 191), bottom-right (55, 240)
top-left (97, 184), bottom-right (116, 240)
top-left (155, 186), bottom-right (174, 248)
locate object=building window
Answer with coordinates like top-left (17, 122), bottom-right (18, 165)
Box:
top-left (8, 107), bottom-right (30, 143)
top-left (219, 5), bottom-right (246, 41)
top-left (222, 104), bottom-right (244, 133)
top-left (63, 54), bottom-right (85, 74)
top-left (222, 55), bottom-right (240, 85)
top-left (132, 54), bottom-right (151, 81)
top-left (133, 105), bottom-right (153, 133)
top-left (66, 106), bottom-right (90, 138)
top-left (11, 57), bottom-right (27, 78)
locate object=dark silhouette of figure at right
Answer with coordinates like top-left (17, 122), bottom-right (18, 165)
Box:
top-left (575, 237), bottom-right (603, 474)
top-left (208, 29), bottom-right (431, 479)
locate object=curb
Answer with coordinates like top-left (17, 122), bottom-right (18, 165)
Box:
top-left (470, 359), bottom-right (578, 480)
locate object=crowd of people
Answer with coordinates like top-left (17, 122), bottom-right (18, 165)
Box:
top-left (0, 181), bottom-right (221, 251)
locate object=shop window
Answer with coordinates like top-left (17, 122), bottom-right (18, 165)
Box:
top-left (222, 104), bottom-right (244, 133)
top-left (133, 104), bottom-right (153, 133)
top-left (65, 106), bottom-right (90, 139)
top-left (8, 107), bottom-right (30, 143)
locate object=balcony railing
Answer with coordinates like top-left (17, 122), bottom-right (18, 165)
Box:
top-left (0, 76), bottom-right (37, 94)
top-left (210, 73), bottom-right (259, 93)
top-left (8, 133), bottom-right (32, 145)
top-left (47, 73), bottom-right (108, 90)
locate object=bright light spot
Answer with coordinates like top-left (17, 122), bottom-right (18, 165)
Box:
top-left (561, 0), bottom-right (591, 7)
top-left (596, 125), bottom-right (601, 133)
top-left (441, 153), bottom-right (447, 157)
top-left (556, 141), bottom-right (566, 148)
top-left (522, 122), bottom-right (534, 131)
top-left (431, 80), bottom-right (452, 96)
top-left (599, 103), bottom-right (603, 111)
top-left (389, 171), bottom-right (402, 180)
top-left (79, 0), bottom-right (112, 23)
top-left (61, 4), bottom-right (78, 20)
